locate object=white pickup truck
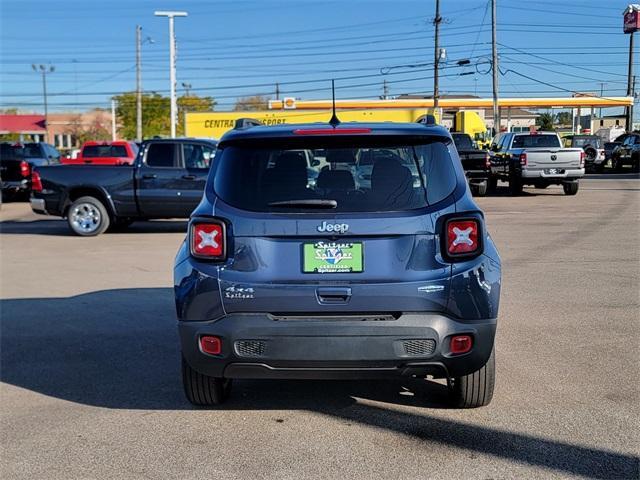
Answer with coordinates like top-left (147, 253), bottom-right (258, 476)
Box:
top-left (488, 132), bottom-right (585, 195)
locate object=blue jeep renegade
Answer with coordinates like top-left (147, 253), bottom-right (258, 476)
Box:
top-left (174, 121), bottom-right (501, 408)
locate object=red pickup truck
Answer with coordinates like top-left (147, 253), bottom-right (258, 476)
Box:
top-left (62, 141), bottom-right (138, 165)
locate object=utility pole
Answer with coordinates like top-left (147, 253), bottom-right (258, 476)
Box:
top-left (111, 99), bottom-right (117, 141)
top-left (433, 0), bottom-right (441, 111)
top-left (136, 25), bottom-right (142, 142)
top-left (275, 82), bottom-right (280, 100)
top-left (32, 64), bottom-right (54, 143)
top-left (626, 31), bottom-right (635, 131)
top-left (491, 0), bottom-right (500, 134)
top-left (382, 79), bottom-right (389, 100)
top-left (155, 11), bottom-right (188, 138)
top-left (181, 82), bottom-right (192, 96)
top-left (599, 82), bottom-right (606, 118)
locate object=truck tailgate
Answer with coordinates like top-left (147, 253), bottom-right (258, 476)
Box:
top-left (524, 148), bottom-right (582, 169)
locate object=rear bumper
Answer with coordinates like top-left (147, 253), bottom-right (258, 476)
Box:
top-left (179, 313), bottom-right (497, 380)
top-left (522, 168), bottom-right (584, 180)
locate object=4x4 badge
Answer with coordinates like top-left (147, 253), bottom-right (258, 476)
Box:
top-left (317, 221), bottom-right (349, 234)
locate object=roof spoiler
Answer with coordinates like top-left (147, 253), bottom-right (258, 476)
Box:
top-left (417, 114), bottom-right (437, 126)
top-left (234, 118), bottom-right (263, 130)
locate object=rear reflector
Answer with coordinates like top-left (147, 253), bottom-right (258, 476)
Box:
top-left (446, 219), bottom-right (479, 255)
top-left (190, 221), bottom-right (226, 259)
top-left (293, 128), bottom-right (371, 135)
top-left (200, 336), bottom-right (222, 355)
top-left (485, 153), bottom-right (491, 168)
top-left (450, 335), bottom-right (473, 354)
top-left (31, 171), bottom-right (43, 192)
top-left (580, 151), bottom-right (585, 168)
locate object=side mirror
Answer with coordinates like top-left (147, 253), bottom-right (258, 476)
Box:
top-left (311, 159), bottom-right (320, 167)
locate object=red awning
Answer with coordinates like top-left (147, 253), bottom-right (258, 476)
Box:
top-left (0, 114), bottom-right (46, 134)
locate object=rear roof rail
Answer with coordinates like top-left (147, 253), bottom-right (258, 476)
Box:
top-left (234, 118), bottom-right (263, 130)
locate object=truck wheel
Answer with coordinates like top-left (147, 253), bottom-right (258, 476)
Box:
top-left (509, 175), bottom-right (523, 195)
top-left (448, 347), bottom-right (495, 408)
top-left (563, 181), bottom-right (579, 195)
top-left (613, 157), bottom-right (624, 172)
top-left (67, 196), bottom-right (110, 236)
top-left (182, 356), bottom-right (232, 406)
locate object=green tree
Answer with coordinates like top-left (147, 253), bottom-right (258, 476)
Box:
top-left (536, 112), bottom-right (555, 131)
top-left (113, 92), bottom-right (215, 139)
top-left (555, 111), bottom-right (572, 126)
top-left (233, 95), bottom-right (270, 111)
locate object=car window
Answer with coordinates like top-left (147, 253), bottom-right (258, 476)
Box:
top-left (212, 138), bottom-right (457, 212)
top-left (512, 135), bottom-right (561, 149)
top-left (146, 143), bottom-right (177, 167)
top-left (452, 134), bottom-right (473, 150)
top-left (623, 137), bottom-right (634, 145)
top-left (21, 144), bottom-right (42, 158)
top-left (498, 134), bottom-right (510, 150)
top-left (111, 145), bottom-right (128, 157)
top-left (83, 145), bottom-right (111, 158)
top-left (183, 143), bottom-right (215, 169)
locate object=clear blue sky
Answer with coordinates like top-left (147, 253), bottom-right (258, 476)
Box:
top-left (0, 0), bottom-right (637, 119)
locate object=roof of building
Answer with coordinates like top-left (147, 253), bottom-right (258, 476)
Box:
top-left (0, 114), bottom-right (46, 133)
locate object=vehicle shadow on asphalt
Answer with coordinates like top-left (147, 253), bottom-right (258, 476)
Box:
top-left (1, 288), bottom-right (637, 479)
top-left (0, 219), bottom-right (188, 235)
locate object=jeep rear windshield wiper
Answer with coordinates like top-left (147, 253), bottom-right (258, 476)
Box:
top-left (268, 199), bottom-right (338, 208)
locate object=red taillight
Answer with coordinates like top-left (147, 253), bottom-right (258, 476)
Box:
top-left (200, 336), bottom-right (222, 355)
top-left (31, 170), bottom-right (43, 192)
top-left (450, 335), bottom-right (473, 354)
top-left (580, 151), bottom-right (585, 168)
top-left (485, 153), bottom-right (491, 168)
top-left (190, 221), bottom-right (226, 259)
top-left (20, 160), bottom-right (30, 177)
top-left (293, 128), bottom-right (372, 135)
top-left (519, 153), bottom-right (527, 167)
top-left (446, 219), bottom-right (480, 256)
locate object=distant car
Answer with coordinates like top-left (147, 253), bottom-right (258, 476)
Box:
top-left (62, 141), bottom-right (138, 165)
top-left (0, 142), bottom-right (61, 200)
top-left (451, 133), bottom-right (490, 196)
top-left (611, 133), bottom-right (640, 172)
top-left (563, 135), bottom-right (606, 172)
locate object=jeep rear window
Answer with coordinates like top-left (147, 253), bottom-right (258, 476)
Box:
top-left (212, 137), bottom-right (457, 212)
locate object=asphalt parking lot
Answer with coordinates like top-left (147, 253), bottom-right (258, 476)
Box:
top-left (1, 176), bottom-right (639, 479)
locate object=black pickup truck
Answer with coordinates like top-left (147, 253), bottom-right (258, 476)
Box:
top-left (31, 138), bottom-right (217, 235)
top-left (451, 133), bottom-right (490, 196)
top-left (1, 142), bottom-right (61, 200)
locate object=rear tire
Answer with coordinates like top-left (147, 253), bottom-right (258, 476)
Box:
top-left (67, 196), bottom-right (110, 236)
top-left (448, 347), bottom-right (495, 408)
top-left (563, 181), bottom-right (579, 195)
top-left (182, 356), bottom-right (232, 406)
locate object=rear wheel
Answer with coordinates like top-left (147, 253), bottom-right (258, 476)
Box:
top-left (563, 181), bottom-right (579, 195)
top-left (182, 356), bottom-right (232, 406)
top-left (67, 196), bottom-right (110, 236)
top-left (448, 348), bottom-right (495, 408)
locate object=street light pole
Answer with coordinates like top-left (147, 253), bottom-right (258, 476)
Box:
top-left (155, 11), bottom-right (187, 138)
top-left (491, 0), bottom-right (500, 134)
top-left (136, 25), bottom-right (142, 142)
top-left (32, 64), bottom-right (54, 143)
top-left (433, 0), bottom-right (441, 112)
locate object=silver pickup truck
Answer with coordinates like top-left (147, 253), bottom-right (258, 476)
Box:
top-left (488, 132), bottom-right (585, 195)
